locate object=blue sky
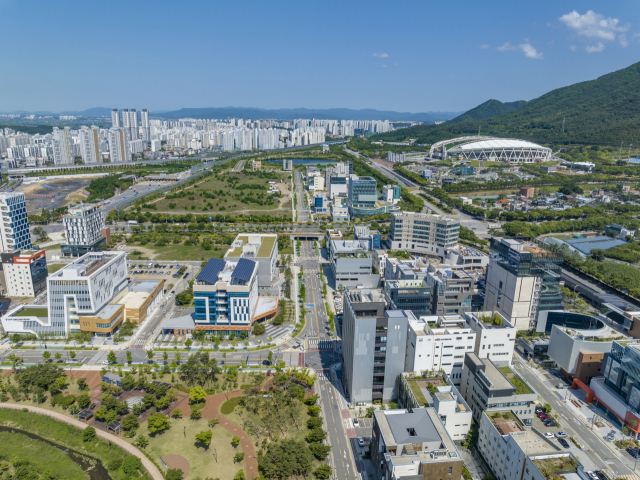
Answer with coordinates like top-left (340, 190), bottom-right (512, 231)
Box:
top-left (1, 0), bottom-right (639, 114)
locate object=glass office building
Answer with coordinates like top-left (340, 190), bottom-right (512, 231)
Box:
top-left (348, 176), bottom-right (377, 207)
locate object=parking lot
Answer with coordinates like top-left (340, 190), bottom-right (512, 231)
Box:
top-left (128, 262), bottom-right (191, 284)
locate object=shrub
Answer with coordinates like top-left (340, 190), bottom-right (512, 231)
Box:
top-left (83, 426), bottom-right (96, 442)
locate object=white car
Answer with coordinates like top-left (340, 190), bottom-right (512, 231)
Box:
top-left (357, 437), bottom-right (364, 447)
top-left (353, 418), bottom-right (359, 426)
top-left (544, 432), bottom-right (554, 438)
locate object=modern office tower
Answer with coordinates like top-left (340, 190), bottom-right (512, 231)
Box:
top-left (329, 239), bottom-right (380, 288)
top-left (426, 268), bottom-right (473, 315)
top-left (141, 109), bottom-right (150, 144)
top-left (62, 203), bottom-right (107, 256)
top-left (0, 193), bottom-right (31, 252)
top-left (52, 126), bottom-right (74, 165)
top-left (460, 352), bottom-right (538, 424)
top-left (383, 279), bottom-right (432, 317)
top-left (79, 126), bottom-right (101, 164)
top-left (463, 311), bottom-right (516, 365)
top-left (371, 408), bottom-right (464, 480)
top-left (108, 127), bottom-right (131, 163)
top-left (382, 185), bottom-right (402, 204)
top-left (341, 288), bottom-right (412, 404)
top-left (388, 212), bottom-right (460, 256)
top-left (192, 258), bottom-right (260, 334)
top-left (129, 109), bottom-right (139, 140)
top-left (111, 109), bottom-right (121, 127)
top-left (483, 238), bottom-right (563, 331)
top-left (0, 249), bottom-right (48, 297)
top-left (348, 175), bottom-right (377, 208)
top-left (223, 234), bottom-right (278, 294)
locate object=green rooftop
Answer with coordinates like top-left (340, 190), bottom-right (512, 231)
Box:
top-left (533, 456), bottom-right (578, 479)
top-left (499, 366), bottom-right (534, 395)
top-left (13, 307), bottom-right (48, 318)
top-left (225, 235), bottom-right (276, 258)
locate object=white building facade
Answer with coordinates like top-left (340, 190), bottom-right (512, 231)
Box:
top-left (0, 193), bottom-right (31, 252)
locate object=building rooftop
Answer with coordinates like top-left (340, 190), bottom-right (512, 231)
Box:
top-left (161, 313), bottom-right (196, 330)
top-left (66, 203), bottom-right (99, 216)
top-left (331, 239), bottom-right (371, 255)
top-left (11, 306), bottom-right (48, 319)
top-left (225, 234), bottom-right (277, 259)
top-left (532, 455), bottom-right (580, 480)
top-left (346, 288), bottom-right (386, 304)
top-left (90, 304), bottom-right (121, 320)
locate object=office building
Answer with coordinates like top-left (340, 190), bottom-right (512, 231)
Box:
top-left (329, 239), bottom-right (380, 289)
top-left (79, 126), bottom-right (101, 164)
top-left (426, 268), bottom-right (472, 315)
top-left (62, 203), bottom-right (107, 256)
top-left (308, 171), bottom-right (325, 191)
top-left (398, 375), bottom-right (472, 441)
top-left (193, 258), bottom-right (259, 333)
top-left (0, 249), bottom-right (48, 297)
top-left (388, 212), bottom-right (460, 257)
top-left (404, 315), bottom-right (476, 384)
top-left (341, 288), bottom-right (412, 404)
top-left (371, 408), bottom-right (464, 480)
top-left (354, 226), bottom-right (381, 250)
top-left (0, 193), bottom-right (31, 252)
top-left (331, 203), bottom-right (349, 223)
top-left (111, 109), bottom-right (121, 127)
top-left (384, 279), bottom-right (432, 318)
top-left (108, 127), bottom-right (131, 163)
top-left (112, 279), bottom-right (164, 325)
top-left (441, 245), bottom-right (488, 270)
top-left (460, 352), bottom-right (538, 424)
top-left (483, 238), bottom-right (563, 330)
top-left (382, 185), bottom-right (402, 204)
top-left (224, 234), bottom-right (278, 294)
top-left (348, 175), bottom-right (377, 208)
top-left (520, 186), bottom-right (535, 198)
top-left (329, 174), bottom-right (348, 199)
top-left (463, 311), bottom-right (516, 365)
top-left (52, 127), bottom-right (74, 165)
top-left (141, 109), bottom-right (150, 144)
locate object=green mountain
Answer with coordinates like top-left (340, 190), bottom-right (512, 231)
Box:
top-left (447, 99), bottom-right (527, 124)
top-left (374, 61), bottom-right (640, 146)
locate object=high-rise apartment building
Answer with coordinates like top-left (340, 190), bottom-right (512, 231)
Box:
top-left (108, 128), bottom-right (131, 163)
top-left (62, 203), bottom-right (107, 256)
top-left (388, 212), bottom-right (460, 257)
top-left (483, 238), bottom-right (563, 330)
top-left (0, 193), bottom-right (31, 252)
top-left (122, 109), bottom-right (130, 138)
top-left (52, 127), bottom-right (74, 165)
top-left (129, 109), bottom-right (139, 140)
top-left (79, 126), bottom-right (101, 164)
top-left (111, 109), bottom-right (121, 127)
top-left (141, 109), bottom-right (150, 144)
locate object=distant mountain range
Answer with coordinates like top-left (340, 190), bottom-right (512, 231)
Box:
top-left (373, 61), bottom-right (640, 146)
top-left (0, 106), bottom-right (462, 123)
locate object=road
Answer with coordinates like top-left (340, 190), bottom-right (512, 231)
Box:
top-left (295, 170), bottom-right (310, 223)
top-left (345, 148), bottom-right (417, 188)
top-left (512, 356), bottom-right (636, 479)
top-left (298, 240), bottom-right (356, 480)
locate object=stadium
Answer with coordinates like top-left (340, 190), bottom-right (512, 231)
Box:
top-left (431, 136), bottom-right (552, 163)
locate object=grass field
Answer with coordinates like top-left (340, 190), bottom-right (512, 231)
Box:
top-left (150, 172), bottom-right (292, 218)
top-left (126, 416), bottom-right (242, 480)
top-left (47, 263), bottom-right (66, 274)
top-left (126, 242), bottom-right (230, 262)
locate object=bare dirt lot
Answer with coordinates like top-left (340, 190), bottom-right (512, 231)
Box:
top-left (19, 177), bottom-right (92, 213)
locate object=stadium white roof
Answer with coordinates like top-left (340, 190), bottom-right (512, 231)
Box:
top-left (451, 139), bottom-right (550, 152)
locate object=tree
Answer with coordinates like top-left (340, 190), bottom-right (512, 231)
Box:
top-left (122, 456), bottom-right (142, 476)
top-left (7, 354), bottom-right (23, 372)
top-left (189, 386), bottom-right (207, 404)
top-left (308, 405), bottom-right (321, 417)
top-left (315, 464), bottom-right (332, 479)
top-left (306, 427), bottom-right (326, 443)
top-left (83, 426), bottom-right (96, 442)
top-left (77, 378), bottom-right (87, 391)
top-left (267, 351), bottom-right (273, 362)
top-left (304, 395), bottom-right (319, 405)
top-left (195, 429), bottom-right (212, 448)
top-left (208, 418), bottom-right (219, 428)
top-left (543, 404), bottom-right (552, 414)
top-left (166, 469), bottom-right (184, 480)
top-left (232, 435), bottom-right (241, 447)
top-left (42, 351), bottom-right (51, 362)
top-left (190, 408), bottom-right (202, 420)
top-left (147, 412), bottom-right (170, 434)
top-left (122, 413), bottom-right (139, 431)
top-left (126, 351), bottom-right (132, 364)
top-left (17, 363), bottom-right (62, 390)
top-left (253, 323), bottom-right (266, 336)
top-left (234, 452), bottom-right (245, 463)
top-left (275, 360), bottom-right (286, 373)
top-left (309, 442), bottom-right (331, 459)
top-left (69, 351), bottom-right (76, 361)
top-left (234, 469), bottom-right (245, 480)
top-left (307, 417), bottom-right (322, 429)
top-left (77, 393), bottom-right (91, 409)
top-left (54, 352), bottom-right (62, 361)
top-left (163, 351), bottom-right (169, 363)
top-left (147, 349), bottom-right (154, 361)
top-left (365, 407), bottom-right (375, 418)
top-left (172, 409), bottom-right (183, 418)
top-left (388, 402), bottom-right (397, 410)
top-left (107, 351), bottom-right (117, 364)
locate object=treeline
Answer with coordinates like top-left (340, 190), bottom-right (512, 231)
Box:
top-left (86, 175), bottom-right (134, 201)
top-left (502, 216), bottom-right (640, 237)
top-left (107, 209), bottom-right (291, 225)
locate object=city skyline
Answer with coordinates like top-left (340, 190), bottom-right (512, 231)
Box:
top-left (0, 1), bottom-right (638, 113)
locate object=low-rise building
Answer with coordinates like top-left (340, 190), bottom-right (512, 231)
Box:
top-left (460, 352), bottom-right (538, 424)
top-left (441, 245), bottom-right (488, 270)
top-left (224, 234), bottom-right (278, 294)
top-left (372, 249), bottom-right (388, 277)
top-left (382, 184), bottom-right (402, 204)
top-left (388, 211), bottom-right (460, 258)
top-left (384, 279), bottom-right (432, 318)
top-left (426, 268), bottom-right (473, 315)
top-left (0, 249), bottom-right (48, 297)
top-left (330, 239), bottom-right (380, 289)
top-left (520, 186), bottom-right (535, 198)
top-left (371, 408), bottom-right (464, 480)
top-left (112, 279), bottom-right (164, 325)
top-left (463, 311), bottom-right (516, 364)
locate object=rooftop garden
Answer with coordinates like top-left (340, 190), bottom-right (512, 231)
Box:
top-left (490, 411), bottom-right (517, 423)
top-left (13, 307), bottom-right (48, 318)
top-left (499, 366), bottom-right (534, 395)
top-left (533, 456), bottom-right (579, 480)
top-left (387, 250), bottom-right (412, 260)
top-left (478, 312), bottom-right (504, 326)
top-left (407, 379), bottom-right (429, 406)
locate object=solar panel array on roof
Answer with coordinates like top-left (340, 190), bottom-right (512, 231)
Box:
top-left (564, 236), bottom-right (627, 255)
top-left (197, 258), bottom-right (227, 285)
top-left (232, 258), bottom-right (256, 282)
top-left (597, 293), bottom-right (638, 310)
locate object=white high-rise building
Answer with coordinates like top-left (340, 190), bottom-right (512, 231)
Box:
top-left (129, 109), bottom-right (139, 140)
top-left (122, 109), bottom-right (130, 139)
top-left (63, 203), bottom-right (105, 248)
top-left (52, 127), bottom-right (74, 165)
top-left (79, 126), bottom-right (101, 164)
top-left (111, 109), bottom-right (121, 128)
top-left (141, 109), bottom-right (150, 144)
top-left (108, 128), bottom-right (131, 163)
top-left (0, 193), bottom-right (31, 252)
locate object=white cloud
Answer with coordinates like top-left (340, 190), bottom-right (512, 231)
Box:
top-left (559, 10), bottom-right (628, 41)
top-left (586, 42), bottom-right (605, 53)
top-left (569, 44), bottom-right (577, 51)
top-left (479, 44), bottom-right (490, 49)
top-left (619, 34), bottom-right (628, 47)
top-left (372, 52), bottom-right (388, 58)
top-left (381, 64), bottom-right (388, 68)
top-left (521, 43), bottom-right (543, 59)
top-left (497, 42), bottom-right (516, 52)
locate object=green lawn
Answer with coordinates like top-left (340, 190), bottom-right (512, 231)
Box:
top-left (47, 263), bottom-right (66, 274)
top-left (127, 242), bottom-right (230, 262)
top-left (499, 366), bottom-right (533, 395)
top-left (406, 380), bottom-right (429, 406)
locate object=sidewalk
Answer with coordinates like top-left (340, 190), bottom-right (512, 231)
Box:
top-left (0, 403), bottom-right (163, 480)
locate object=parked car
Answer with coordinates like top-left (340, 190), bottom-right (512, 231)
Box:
top-left (544, 432), bottom-right (554, 438)
top-left (357, 437), bottom-right (365, 447)
top-left (545, 421), bottom-right (558, 427)
top-left (353, 418), bottom-right (359, 427)
top-left (558, 438), bottom-right (570, 448)
top-left (555, 432), bottom-right (568, 438)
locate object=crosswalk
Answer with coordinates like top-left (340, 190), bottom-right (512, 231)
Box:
top-left (308, 338), bottom-right (335, 350)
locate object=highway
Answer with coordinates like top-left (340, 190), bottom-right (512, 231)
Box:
top-left (294, 170), bottom-right (310, 223)
top-left (345, 147), bottom-right (417, 188)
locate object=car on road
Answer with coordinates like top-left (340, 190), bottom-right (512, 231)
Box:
top-left (262, 360), bottom-right (271, 365)
top-left (558, 438), bottom-right (570, 448)
top-left (555, 432), bottom-right (568, 438)
top-left (357, 437), bottom-right (364, 447)
top-left (627, 447), bottom-right (640, 457)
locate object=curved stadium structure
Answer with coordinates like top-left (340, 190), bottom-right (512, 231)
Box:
top-left (447, 138), bottom-right (552, 163)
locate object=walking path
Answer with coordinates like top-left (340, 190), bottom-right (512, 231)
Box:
top-left (0, 403), bottom-right (164, 480)
top-left (201, 391), bottom-right (259, 479)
